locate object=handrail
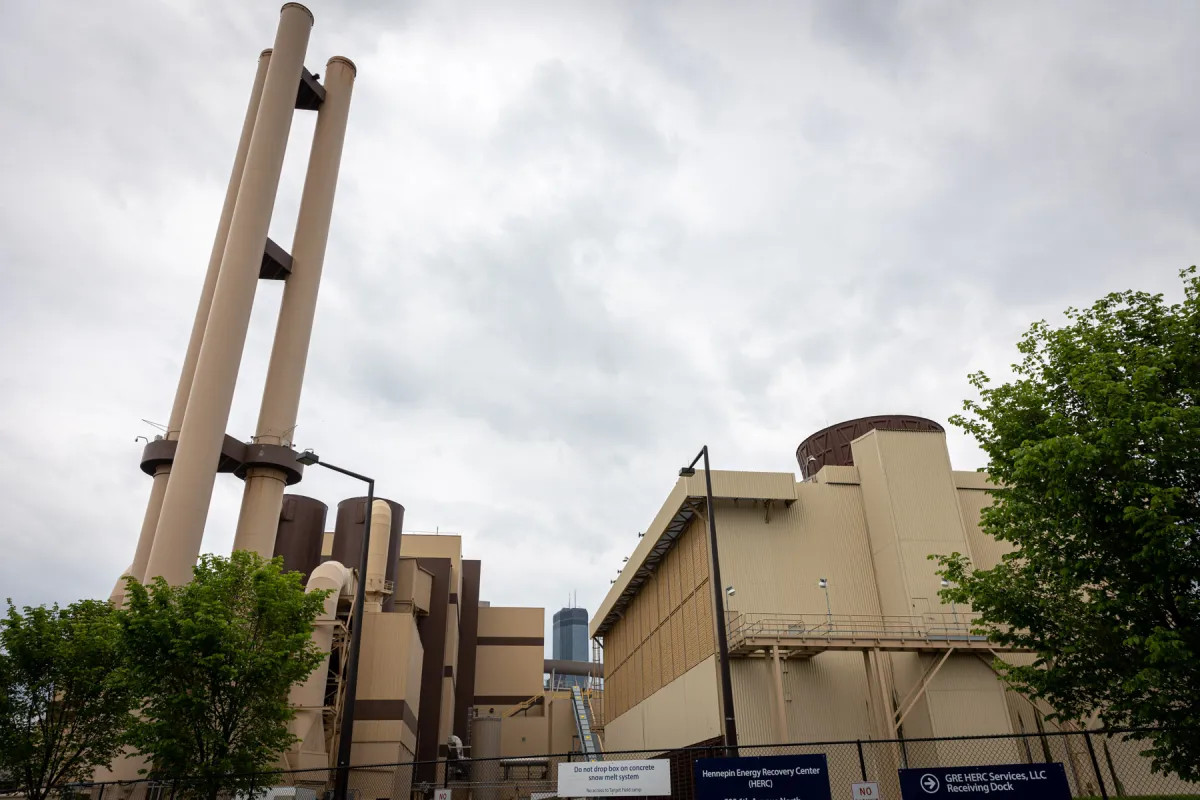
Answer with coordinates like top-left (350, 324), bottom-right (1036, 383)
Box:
top-left (726, 611), bottom-right (989, 648)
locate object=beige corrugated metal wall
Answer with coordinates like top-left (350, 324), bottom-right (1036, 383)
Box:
top-left (957, 486), bottom-right (1010, 570)
top-left (604, 517), bottom-right (716, 722)
top-left (718, 484), bottom-right (882, 619)
top-left (851, 430), bottom-right (1017, 741)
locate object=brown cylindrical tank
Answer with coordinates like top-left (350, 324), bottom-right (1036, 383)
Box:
top-left (796, 414), bottom-right (944, 478)
top-left (332, 496), bottom-right (404, 612)
top-left (272, 494), bottom-right (328, 582)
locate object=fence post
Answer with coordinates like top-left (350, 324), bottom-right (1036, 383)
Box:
top-left (1083, 731), bottom-right (1110, 800)
top-left (856, 740), bottom-right (867, 781)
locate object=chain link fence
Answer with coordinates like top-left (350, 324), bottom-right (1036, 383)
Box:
top-left (31, 729), bottom-right (1199, 800)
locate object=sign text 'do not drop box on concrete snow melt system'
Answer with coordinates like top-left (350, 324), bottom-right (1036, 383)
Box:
top-left (557, 759), bottom-right (672, 797)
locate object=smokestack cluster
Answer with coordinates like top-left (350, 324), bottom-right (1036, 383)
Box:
top-left (117, 4), bottom-right (356, 597)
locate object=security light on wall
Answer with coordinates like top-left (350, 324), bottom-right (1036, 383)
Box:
top-left (679, 466), bottom-right (696, 477)
top-left (725, 585), bottom-right (736, 597)
top-left (941, 579), bottom-right (950, 588)
top-left (622, 557), bottom-right (629, 562)
top-left (818, 577), bottom-right (828, 589)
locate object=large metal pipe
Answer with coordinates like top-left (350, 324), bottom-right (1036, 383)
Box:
top-left (363, 500), bottom-right (391, 612)
top-left (234, 55), bottom-right (356, 556)
top-left (118, 49), bottom-right (273, 599)
top-left (146, 3), bottom-right (312, 585)
top-left (543, 659), bottom-right (604, 677)
top-left (331, 497), bottom-right (403, 613)
top-left (284, 560), bottom-right (352, 771)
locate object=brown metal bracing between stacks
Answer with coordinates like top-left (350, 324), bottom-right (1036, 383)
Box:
top-left (295, 66), bottom-right (326, 109)
top-left (259, 237), bottom-right (294, 279)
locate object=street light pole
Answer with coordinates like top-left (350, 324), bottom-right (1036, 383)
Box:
top-left (818, 578), bottom-right (832, 629)
top-left (680, 445), bottom-right (739, 755)
top-left (296, 450), bottom-right (373, 800)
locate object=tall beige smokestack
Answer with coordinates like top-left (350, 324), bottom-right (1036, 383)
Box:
top-left (145, 3), bottom-right (313, 586)
top-left (234, 55), bottom-right (357, 556)
top-left (117, 49), bottom-right (274, 601)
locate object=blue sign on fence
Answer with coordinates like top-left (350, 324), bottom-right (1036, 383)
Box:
top-left (898, 763), bottom-right (1070, 800)
top-left (695, 754), bottom-right (832, 800)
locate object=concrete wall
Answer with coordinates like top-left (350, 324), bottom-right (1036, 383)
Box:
top-left (475, 606), bottom-right (545, 708)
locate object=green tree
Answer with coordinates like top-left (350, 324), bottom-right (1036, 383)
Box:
top-left (122, 551), bottom-right (328, 800)
top-left (0, 600), bottom-right (135, 800)
top-left (938, 267), bottom-right (1200, 780)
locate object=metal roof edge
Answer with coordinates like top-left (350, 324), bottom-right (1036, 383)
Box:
top-left (589, 470), bottom-right (797, 639)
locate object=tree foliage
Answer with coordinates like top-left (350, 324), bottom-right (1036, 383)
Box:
top-left (122, 551), bottom-right (328, 800)
top-left (938, 268), bottom-right (1200, 780)
top-left (0, 600), bottom-right (135, 800)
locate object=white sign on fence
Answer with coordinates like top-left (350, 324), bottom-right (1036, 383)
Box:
top-left (433, 790), bottom-right (451, 800)
top-left (852, 782), bottom-right (880, 800)
top-left (557, 759), bottom-right (671, 797)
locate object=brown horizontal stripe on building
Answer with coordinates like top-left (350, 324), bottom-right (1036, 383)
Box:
top-left (354, 699), bottom-right (418, 732)
top-left (476, 636), bottom-right (544, 647)
top-left (474, 695), bottom-right (538, 705)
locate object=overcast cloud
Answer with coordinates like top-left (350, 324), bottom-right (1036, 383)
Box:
top-left (1, 2), bottom-right (1197, 643)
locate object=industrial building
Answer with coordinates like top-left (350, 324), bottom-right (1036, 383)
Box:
top-left (275, 496), bottom-right (595, 790)
top-left (104, 6), bottom-right (602, 794)
top-left (92, 3), bottom-right (1186, 796)
top-left (589, 416), bottom-right (1189, 792)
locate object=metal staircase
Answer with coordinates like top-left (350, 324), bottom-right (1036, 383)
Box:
top-left (571, 685), bottom-right (602, 761)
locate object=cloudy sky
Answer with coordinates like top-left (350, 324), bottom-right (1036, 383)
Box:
top-left (1, 2), bottom-right (1197, 642)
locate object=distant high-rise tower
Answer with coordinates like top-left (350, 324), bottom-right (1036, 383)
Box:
top-left (551, 607), bottom-right (589, 689)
